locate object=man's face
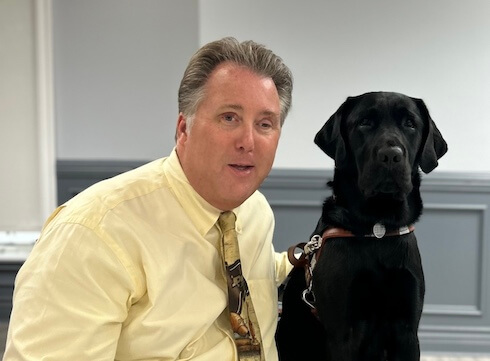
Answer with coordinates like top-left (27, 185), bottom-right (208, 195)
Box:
top-left (176, 62), bottom-right (281, 211)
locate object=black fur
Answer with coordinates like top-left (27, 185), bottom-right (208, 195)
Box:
top-left (276, 92), bottom-right (447, 361)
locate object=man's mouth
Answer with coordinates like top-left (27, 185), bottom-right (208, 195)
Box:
top-left (230, 164), bottom-right (254, 171)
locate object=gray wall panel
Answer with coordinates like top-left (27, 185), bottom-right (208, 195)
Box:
top-left (53, 161), bottom-right (490, 353)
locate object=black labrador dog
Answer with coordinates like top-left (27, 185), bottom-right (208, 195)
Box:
top-left (276, 91), bottom-right (447, 360)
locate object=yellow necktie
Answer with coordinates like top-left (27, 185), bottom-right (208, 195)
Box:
top-left (218, 211), bottom-right (263, 360)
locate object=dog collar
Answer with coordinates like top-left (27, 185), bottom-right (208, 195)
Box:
top-left (288, 223), bottom-right (415, 268)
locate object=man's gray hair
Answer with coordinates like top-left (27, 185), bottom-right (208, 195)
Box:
top-left (178, 37), bottom-right (293, 127)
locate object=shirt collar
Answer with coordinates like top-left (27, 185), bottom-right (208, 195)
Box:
top-left (163, 148), bottom-right (243, 236)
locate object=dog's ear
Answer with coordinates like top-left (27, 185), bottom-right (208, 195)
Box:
top-left (413, 98), bottom-right (448, 173)
top-left (314, 99), bottom-right (350, 165)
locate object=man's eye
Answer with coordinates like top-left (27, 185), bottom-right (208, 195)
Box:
top-left (221, 114), bottom-right (239, 124)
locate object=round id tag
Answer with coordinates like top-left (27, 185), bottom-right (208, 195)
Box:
top-left (373, 223), bottom-right (386, 238)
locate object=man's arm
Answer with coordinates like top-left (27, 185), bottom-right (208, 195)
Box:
top-left (274, 250), bottom-right (293, 287)
top-left (4, 223), bottom-right (138, 360)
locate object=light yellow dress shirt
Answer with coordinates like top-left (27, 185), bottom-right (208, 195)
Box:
top-left (4, 148), bottom-right (292, 361)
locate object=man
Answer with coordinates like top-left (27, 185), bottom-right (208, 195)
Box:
top-left (4, 37), bottom-right (294, 360)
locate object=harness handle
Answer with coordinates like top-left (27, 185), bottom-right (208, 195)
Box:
top-left (287, 242), bottom-right (307, 267)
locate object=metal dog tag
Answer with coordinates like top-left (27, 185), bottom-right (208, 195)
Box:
top-left (373, 223), bottom-right (386, 238)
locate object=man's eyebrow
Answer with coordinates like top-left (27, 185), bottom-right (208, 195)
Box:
top-left (220, 104), bottom-right (279, 117)
top-left (260, 110), bottom-right (279, 117)
top-left (220, 104), bottom-right (243, 111)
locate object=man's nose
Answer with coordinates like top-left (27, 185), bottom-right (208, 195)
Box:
top-left (236, 123), bottom-right (255, 152)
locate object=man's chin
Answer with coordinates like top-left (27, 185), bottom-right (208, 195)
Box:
top-left (216, 189), bottom-right (256, 211)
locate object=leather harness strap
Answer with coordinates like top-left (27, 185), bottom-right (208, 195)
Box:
top-left (288, 224), bottom-right (415, 268)
top-left (286, 224), bottom-right (415, 313)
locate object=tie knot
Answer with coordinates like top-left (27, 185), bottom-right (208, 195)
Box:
top-left (218, 211), bottom-right (236, 232)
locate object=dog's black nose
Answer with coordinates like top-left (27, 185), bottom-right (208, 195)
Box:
top-left (377, 146), bottom-right (403, 164)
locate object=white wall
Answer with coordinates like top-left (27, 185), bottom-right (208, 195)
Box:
top-left (53, 0), bottom-right (199, 161)
top-left (199, 0), bottom-right (490, 172)
top-left (53, 0), bottom-right (490, 173)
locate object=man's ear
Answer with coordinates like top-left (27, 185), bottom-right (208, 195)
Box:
top-left (314, 99), bottom-right (351, 166)
top-left (175, 113), bottom-right (188, 144)
top-left (413, 98), bottom-right (448, 173)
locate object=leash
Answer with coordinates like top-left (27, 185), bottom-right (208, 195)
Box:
top-left (287, 223), bottom-right (415, 314)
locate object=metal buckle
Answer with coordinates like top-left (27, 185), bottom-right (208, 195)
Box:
top-left (304, 235), bottom-right (322, 255)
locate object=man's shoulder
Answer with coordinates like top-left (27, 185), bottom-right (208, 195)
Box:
top-left (55, 158), bottom-right (170, 225)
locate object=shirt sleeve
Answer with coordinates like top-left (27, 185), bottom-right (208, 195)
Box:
top-left (274, 249), bottom-right (293, 287)
top-left (3, 222), bottom-right (139, 360)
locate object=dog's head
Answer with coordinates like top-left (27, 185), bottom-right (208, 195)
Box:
top-left (314, 91), bottom-right (447, 199)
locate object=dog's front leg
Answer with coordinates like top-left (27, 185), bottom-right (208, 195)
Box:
top-left (387, 323), bottom-right (420, 361)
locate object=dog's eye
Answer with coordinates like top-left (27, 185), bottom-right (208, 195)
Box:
top-left (403, 118), bottom-right (416, 128)
top-left (359, 118), bottom-right (374, 127)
